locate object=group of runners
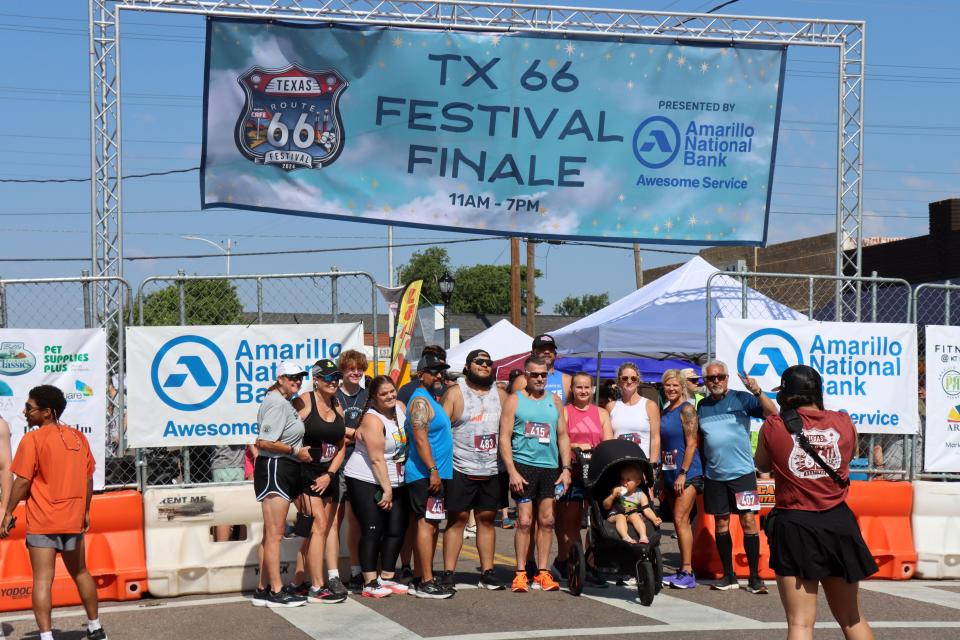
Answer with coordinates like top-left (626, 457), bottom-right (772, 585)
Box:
top-left (249, 332), bottom-right (779, 607)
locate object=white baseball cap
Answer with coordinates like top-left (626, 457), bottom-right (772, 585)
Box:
top-left (275, 361), bottom-right (307, 380)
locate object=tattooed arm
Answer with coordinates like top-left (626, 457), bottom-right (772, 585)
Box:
top-left (408, 396), bottom-right (440, 493)
top-left (674, 403), bottom-right (700, 495)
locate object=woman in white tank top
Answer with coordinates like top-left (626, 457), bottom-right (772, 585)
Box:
top-left (605, 362), bottom-right (661, 463)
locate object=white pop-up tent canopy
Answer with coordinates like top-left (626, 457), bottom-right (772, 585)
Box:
top-left (445, 319), bottom-right (533, 371)
top-left (551, 256), bottom-right (805, 358)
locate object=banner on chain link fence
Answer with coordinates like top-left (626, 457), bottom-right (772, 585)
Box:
top-left (923, 325), bottom-right (960, 471)
top-left (126, 323), bottom-right (362, 448)
top-left (716, 319), bottom-right (918, 435)
top-left (201, 19), bottom-right (786, 245)
top-left (0, 329), bottom-right (107, 488)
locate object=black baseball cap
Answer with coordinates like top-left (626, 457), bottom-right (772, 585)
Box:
top-left (532, 334), bottom-right (557, 350)
top-left (465, 349), bottom-right (491, 365)
top-left (311, 359), bottom-right (340, 379)
top-left (773, 365), bottom-right (822, 395)
top-left (417, 352), bottom-right (450, 373)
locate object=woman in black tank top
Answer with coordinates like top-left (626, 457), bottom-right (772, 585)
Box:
top-left (291, 359), bottom-right (348, 600)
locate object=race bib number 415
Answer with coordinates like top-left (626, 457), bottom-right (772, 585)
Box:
top-left (524, 422), bottom-right (550, 444)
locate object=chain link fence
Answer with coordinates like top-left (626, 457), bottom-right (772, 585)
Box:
top-left (705, 269), bottom-right (916, 480)
top-left (0, 275), bottom-right (136, 488)
top-left (134, 270), bottom-right (381, 488)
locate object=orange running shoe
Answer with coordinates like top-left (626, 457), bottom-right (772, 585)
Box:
top-left (511, 571), bottom-right (529, 592)
top-left (534, 570), bottom-right (560, 592)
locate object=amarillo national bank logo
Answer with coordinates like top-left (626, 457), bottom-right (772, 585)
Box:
top-left (736, 328), bottom-right (804, 399)
top-left (632, 115), bottom-right (681, 169)
top-left (151, 335), bottom-right (228, 411)
top-left (0, 342), bottom-right (36, 376)
top-left (235, 65), bottom-right (348, 172)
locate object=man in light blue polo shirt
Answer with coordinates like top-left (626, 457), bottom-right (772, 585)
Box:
top-left (696, 359), bottom-right (776, 595)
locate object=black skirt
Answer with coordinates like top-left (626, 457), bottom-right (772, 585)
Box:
top-left (768, 502), bottom-right (878, 583)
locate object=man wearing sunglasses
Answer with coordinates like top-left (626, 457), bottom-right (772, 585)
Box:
top-left (440, 349), bottom-right (509, 591)
top-left (1, 385), bottom-right (106, 640)
top-left (696, 360), bottom-right (777, 595)
top-left (510, 334), bottom-right (571, 402)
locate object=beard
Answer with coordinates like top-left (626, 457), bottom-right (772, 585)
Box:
top-left (465, 368), bottom-right (494, 389)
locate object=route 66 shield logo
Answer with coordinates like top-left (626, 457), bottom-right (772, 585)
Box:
top-left (234, 65), bottom-right (347, 171)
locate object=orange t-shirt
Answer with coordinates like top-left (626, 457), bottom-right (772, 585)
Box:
top-left (10, 424), bottom-right (95, 535)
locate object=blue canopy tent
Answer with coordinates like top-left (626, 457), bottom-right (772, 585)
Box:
top-left (555, 356), bottom-right (694, 383)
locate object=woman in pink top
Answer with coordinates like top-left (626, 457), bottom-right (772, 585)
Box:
top-left (553, 372), bottom-right (613, 584)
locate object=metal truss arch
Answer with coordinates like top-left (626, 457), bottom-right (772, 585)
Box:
top-left (90, 0), bottom-right (865, 318)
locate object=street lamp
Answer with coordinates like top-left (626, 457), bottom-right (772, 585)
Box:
top-left (438, 271), bottom-right (455, 349)
top-left (181, 235), bottom-right (234, 275)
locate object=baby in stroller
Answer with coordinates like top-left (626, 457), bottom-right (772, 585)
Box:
top-left (602, 463), bottom-right (662, 544)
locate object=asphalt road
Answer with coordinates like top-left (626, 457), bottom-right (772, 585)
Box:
top-left (2, 524), bottom-right (958, 640)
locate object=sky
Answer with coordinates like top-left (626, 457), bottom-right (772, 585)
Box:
top-left (1, 0), bottom-right (958, 319)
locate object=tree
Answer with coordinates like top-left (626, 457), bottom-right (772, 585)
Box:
top-left (450, 264), bottom-right (542, 314)
top-left (138, 279), bottom-right (244, 326)
top-left (554, 292), bottom-right (609, 316)
top-left (398, 246), bottom-right (450, 304)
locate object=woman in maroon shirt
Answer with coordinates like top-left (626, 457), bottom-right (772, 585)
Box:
top-left (755, 365), bottom-right (876, 640)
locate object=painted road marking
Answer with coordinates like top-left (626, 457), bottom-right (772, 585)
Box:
top-left (860, 580), bottom-right (960, 610)
top-left (273, 596), bottom-right (423, 639)
top-left (0, 595), bottom-right (250, 623)
top-left (585, 589), bottom-right (761, 626)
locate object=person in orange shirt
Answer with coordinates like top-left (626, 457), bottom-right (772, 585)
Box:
top-left (0, 385), bottom-right (106, 640)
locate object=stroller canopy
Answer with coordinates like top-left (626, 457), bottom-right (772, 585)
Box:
top-left (585, 439), bottom-right (655, 490)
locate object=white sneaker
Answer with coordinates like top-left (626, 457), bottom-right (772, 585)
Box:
top-left (362, 580), bottom-right (392, 598)
top-left (379, 578), bottom-right (409, 595)
top-left (464, 524), bottom-right (477, 539)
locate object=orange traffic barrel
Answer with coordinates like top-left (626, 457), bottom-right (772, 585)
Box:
top-left (846, 480), bottom-right (916, 580)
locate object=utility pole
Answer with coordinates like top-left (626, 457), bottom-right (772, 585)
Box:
top-left (510, 237), bottom-right (521, 329)
top-left (633, 243), bottom-right (643, 289)
top-left (526, 238), bottom-right (536, 336)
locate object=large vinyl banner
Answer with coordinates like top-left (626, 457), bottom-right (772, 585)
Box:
top-left (716, 319), bottom-right (918, 435)
top-left (126, 324), bottom-right (362, 448)
top-left (924, 325), bottom-right (960, 471)
top-left (202, 19), bottom-right (786, 245)
top-left (0, 329), bottom-right (107, 488)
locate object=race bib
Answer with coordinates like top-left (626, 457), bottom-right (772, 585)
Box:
top-left (661, 449), bottom-right (677, 471)
top-left (524, 421), bottom-right (551, 444)
top-left (474, 433), bottom-right (497, 452)
top-left (320, 443), bottom-right (338, 463)
top-left (618, 432), bottom-right (643, 445)
top-left (425, 496), bottom-right (446, 521)
top-left (735, 490), bottom-right (761, 512)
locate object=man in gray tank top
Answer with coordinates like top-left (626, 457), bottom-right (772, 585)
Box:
top-left (440, 349), bottom-right (509, 591)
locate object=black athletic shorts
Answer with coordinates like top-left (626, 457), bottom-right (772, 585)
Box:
top-left (511, 462), bottom-right (560, 503)
top-left (446, 470), bottom-right (508, 513)
top-left (300, 461), bottom-right (342, 501)
top-left (703, 472), bottom-right (758, 516)
top-left (254, 455), bottom-right (302, 502)
top-left (407, 477), bottom-right (450, 520)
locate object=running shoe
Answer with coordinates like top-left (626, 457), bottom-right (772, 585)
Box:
top-left (362, 580), bottom-right (392, 598)
top-left (464, 524), bottom-right (477, 539)
top-left (251, 587), bottom-right (269, 607)
top-left (308, 585), bottom-right (347, 604)
top-left (327, 576), bottom-right (348, 598)
top-left (438, 570), bottom-right (457, 591)
top-left (285, 581), bottom-right (310, 597)
top-left (347, 572), bottom-right (365, 593)
top-left (478, 569), bottom-right (505, 590)
top-left (533, 570), bottom-right (560, 592)
top-left (494, 516), bottom-right (516, 529)
top-left (745, 576), bottom-right (768, 594)
top-left (616, 575), bottom-right (637, 587)
top-left (379, 578), bottom-right (409, 595)
top-left (264, 589), bottom-right (307, 608)
top-left (87, 629), bottom-right (108, 640)
top-left (511, 571), bottom-right (530, 593)
top-left (669, 571), bottom-right (698, 590)
top-left (397, 565), bottom-right (415, 585)
top-left (711, 574), bottom-right (740, 591)
top-left (413, 579), bottom-right (454, 599)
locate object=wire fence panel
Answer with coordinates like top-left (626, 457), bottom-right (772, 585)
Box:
top-left (0, 276), bottom-right (136, 488)
top-left (135, 271), bottom-right (381, 488)
top-left (706, 270), bottom-right (916, 480)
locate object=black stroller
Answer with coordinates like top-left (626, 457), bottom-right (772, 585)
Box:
top-left (567, 439), bottom-right (663, 605)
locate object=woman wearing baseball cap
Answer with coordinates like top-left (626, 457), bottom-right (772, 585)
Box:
top-left (755, 365), bottom-right (876, 639)
top-left (252, 362), bottom-right (312, 608)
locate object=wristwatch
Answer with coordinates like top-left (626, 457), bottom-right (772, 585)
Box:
top-left (561, 464), bottom-right (573, 472)
top-left (428, 465), bottom-right (439, 473)
top-left (753, 388), bottom-right (763, 397)
top-left (679, 468), bottom-right (688, 475)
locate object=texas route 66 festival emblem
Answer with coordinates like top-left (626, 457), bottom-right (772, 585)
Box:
top-left (234, 65), bottom-right (348, 171)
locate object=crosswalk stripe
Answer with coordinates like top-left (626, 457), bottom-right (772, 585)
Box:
top-left (272, 596), bottom-right (424, 640)
top-left (859, 581), bottom-right (960, 610)
top-left (584, 589), bottom-right (762, 626)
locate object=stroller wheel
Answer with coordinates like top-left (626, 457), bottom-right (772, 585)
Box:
top-left (653, 545), bottom-right (663, 595)
top-left (635, 559), bottom-right (656, 606)
top-left (567, 541), bottom-right (586, 596)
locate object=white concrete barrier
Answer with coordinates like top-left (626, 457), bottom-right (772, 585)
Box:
top-left (912, 481), bottom-right (960, 579)
top-left (144, 484), bottom-right (303, 597)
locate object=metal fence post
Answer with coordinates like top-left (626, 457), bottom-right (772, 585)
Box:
top-left (807, 277), bottom-right (815, 320)
top-left (256, 277), bottom-right (264, 324)
top-left (946, 280), bottom-right (952, 325)
top-left (0, 279), bottom-right (6, 328)
top-left (370, 275), bottom-right (379, 373)
top-left (870, 271), bottom-right (878, 323)
top-left (176, 269), bottom-right (190, 483)
top-left (81, 269), bottom-right (93, 329)
top-left (331, 269), bottom-right (339, 322)
top-left (738, 259), bottom-right (748, 319)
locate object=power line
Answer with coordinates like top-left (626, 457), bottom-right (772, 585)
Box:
top-left (0, 167), bottom-right (198, 184)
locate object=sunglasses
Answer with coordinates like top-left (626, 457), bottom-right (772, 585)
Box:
top-left (471, 358), bottom-right (493, 367)
top-left (24, 403), bottom-right (41, 413)
top-left (688, 378), bottom-right (700, 383)
top-left (283, 375), bottom-right (305, 384)
top-left (315, 373), bottom-right (342, 383)
top-left (526, 371), bottom-right (548, 378)
top-left (705, 374), bottom-right (729, 382)
top-left (619, 375), bottom-right (639, 383)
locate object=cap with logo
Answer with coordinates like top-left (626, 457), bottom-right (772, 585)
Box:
top-left (311, 359), bottom-right (340, 379)
top-left (417, 352), bottom-right (450, 373)
top-left (532, 334), bottom-right (557, 351)
top-left (773, 364), bottom-right (822, 395)
top-left (276, 361), bottom-right (307, 380)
